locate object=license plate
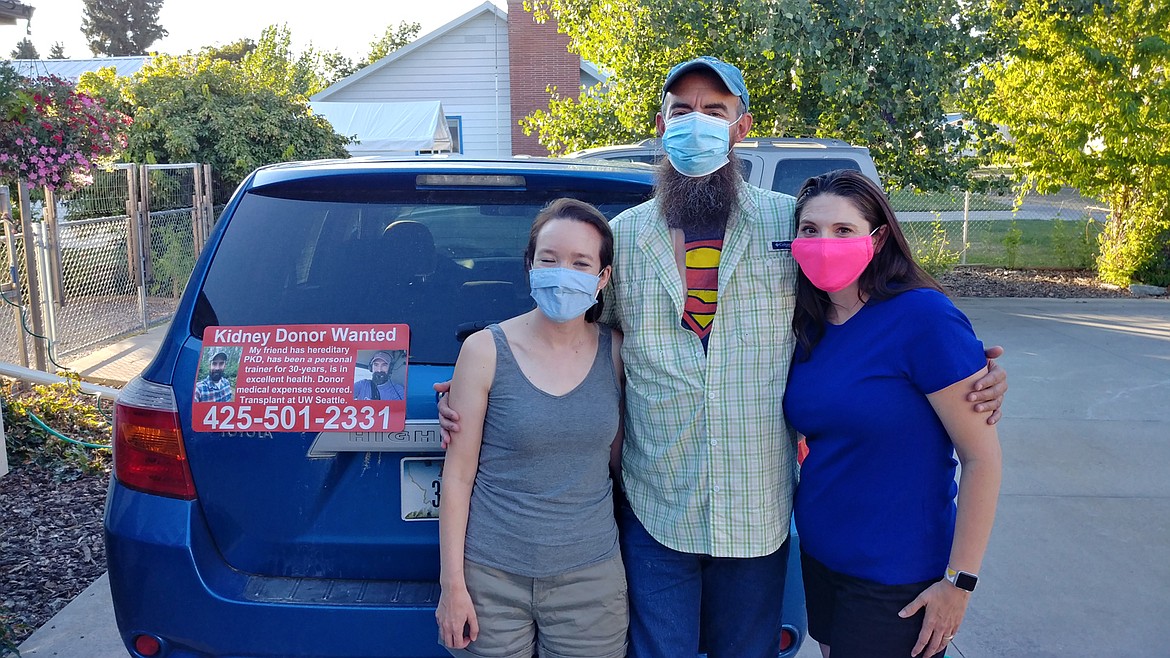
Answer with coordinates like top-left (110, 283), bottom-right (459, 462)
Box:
top-left (400, 458), bottom-right (443, 521)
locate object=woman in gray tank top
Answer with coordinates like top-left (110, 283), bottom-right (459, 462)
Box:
top-left (437, 199), bottom-right (628, 658)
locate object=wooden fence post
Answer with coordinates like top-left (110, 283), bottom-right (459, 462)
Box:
top-left (43, 187), bottom-right (66, 305)
top-left (16, 180), bottom-right (47, 371)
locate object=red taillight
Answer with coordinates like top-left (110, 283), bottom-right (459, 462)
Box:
top-left (780, 627), bottom-right (795, 651)
top-left (133, 634), bottom-right (161, 656)
top-left (114, 378), bottom-right (196, 500)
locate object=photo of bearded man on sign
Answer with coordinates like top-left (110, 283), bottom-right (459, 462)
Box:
top-left (353, 350), bottom-right (406, 401)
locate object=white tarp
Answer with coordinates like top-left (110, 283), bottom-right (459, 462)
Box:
top-left (309, 101), bottom-right (453, 155)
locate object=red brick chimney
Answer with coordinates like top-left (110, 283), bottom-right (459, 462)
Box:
top-left (507, 0), bottom-right (581, 156)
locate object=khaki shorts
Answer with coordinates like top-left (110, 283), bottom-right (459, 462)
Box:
top-left (444, 554), bottom-right (628, 658)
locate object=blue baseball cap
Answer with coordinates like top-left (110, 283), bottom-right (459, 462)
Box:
top-left (661, 56), bottom-right (750, 112)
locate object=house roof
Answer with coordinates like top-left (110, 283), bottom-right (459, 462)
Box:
top-left (311, 0), bottom-right (606, 101)
top-left (0, 1), bottom-right (35, 25)
top-left (5, 56), bottom-right (151, 82)
top-left (312, 1), bottom-right (507, 101)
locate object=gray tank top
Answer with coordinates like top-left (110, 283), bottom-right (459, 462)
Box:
top-left (463, 323), bottom-right (621, 578)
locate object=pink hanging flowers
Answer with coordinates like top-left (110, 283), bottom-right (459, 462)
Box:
top-left (0, 68), bottom-right (131, 192)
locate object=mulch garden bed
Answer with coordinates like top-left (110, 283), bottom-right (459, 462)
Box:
top-left (1, 464), bottom-right (108, 651)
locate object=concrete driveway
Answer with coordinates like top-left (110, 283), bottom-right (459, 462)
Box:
top-left (19, 298), bottom-right (1170, 658)
top-left (943, 298), bottom-right (1170, 657)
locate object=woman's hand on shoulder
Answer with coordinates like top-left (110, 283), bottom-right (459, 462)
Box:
top-left (436, 585), bottom-right (479, 650)
top-left (969, 345), bottom-right (1008, 424)
top-left (434, 380), bottom-right (458, 446)
top-left (440, 330), bottom-right (496, 451)
top-left (898, 579), bottom-right (969, 658)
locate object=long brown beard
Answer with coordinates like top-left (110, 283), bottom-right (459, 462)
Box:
top-left (655, 156), bottom-right (744, 235)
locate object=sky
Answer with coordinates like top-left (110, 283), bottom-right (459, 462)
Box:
top-left (3, 0), bottom-right (506, 61)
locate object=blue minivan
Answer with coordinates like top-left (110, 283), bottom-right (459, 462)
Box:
top-left (104, 158), bottom-right (807, 657)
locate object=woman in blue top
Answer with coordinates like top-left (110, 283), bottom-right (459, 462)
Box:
top-left (784, 170), bottom-right (1002, 658)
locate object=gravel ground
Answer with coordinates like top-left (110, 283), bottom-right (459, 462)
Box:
top-left (0, 267), bottom-right (1146, 650)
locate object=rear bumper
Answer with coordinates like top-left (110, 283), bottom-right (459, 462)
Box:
top-left (104, 482), bottom-right (446, 658)
top-left (105, 482), bottom-right (806, 657)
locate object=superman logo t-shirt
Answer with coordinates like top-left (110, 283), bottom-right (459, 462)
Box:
top-left (681, 229), bottom-right (723, 350)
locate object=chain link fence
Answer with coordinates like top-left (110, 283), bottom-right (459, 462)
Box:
top-left (2, 166), bottom-right (1114, 371)
top-left (1, 203), bottom-right (32, 367)
top-left (38, 165), bottom-right (140, 362)
top-left (140, 165), bottom-right (211, 320)
top-left (890, 188), bottom-right (1108, 272)
top-left (1, 163), bottom-right (214, 370)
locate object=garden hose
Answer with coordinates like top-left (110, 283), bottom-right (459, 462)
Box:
top-left (91, 389), bottom-right (115, 426)
top-left (0, 285), bottom-right (71, 371)
top-left (25, 407), bottom-right (111, 450)
top-left (2, 284), bottom-right (116, 449)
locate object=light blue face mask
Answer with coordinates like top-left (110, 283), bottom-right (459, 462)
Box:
top-left (661, 112), bottom-right (740, 178)
top-left (529, 267), bottom-right (601, 323)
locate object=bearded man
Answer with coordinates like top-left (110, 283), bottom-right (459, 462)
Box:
top-left (194, 351), bottom-right (234, 403)
top-left (353, 350), bottom-right (405, 401)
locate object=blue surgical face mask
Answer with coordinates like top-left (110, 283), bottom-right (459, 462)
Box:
top-left (661, 112), bottom-right (740, 177)
top-left (529, 267), bottom-right (601, 323)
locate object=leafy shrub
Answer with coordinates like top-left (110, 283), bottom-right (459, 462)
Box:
top-left (1097, 202), bottom-right (1170, 287)
top-left (913, 218), bottom-right (961, 277)
top-left (1001, 221), bottom-right (1023, 268)
top-left (0, 378), bottom-right (112, 476)
top-left (148, 223), bottom-right (195, 298)
top-left (1050, 217), bottom-right (1100, 269)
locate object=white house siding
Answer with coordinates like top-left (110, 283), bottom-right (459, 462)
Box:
top-left (320, 13), bottom-right (511, 158)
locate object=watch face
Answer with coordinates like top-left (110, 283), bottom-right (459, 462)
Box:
top-left (955, 572), bottom-right (978, 591)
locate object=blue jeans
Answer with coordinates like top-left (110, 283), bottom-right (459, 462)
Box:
top-left (618, 501), bottom-right (789, 658)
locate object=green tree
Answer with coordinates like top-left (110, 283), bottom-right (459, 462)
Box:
top-left (10, 37), bottom-right (38, 59)
top-left (78, 53), bottom-right (350, 198)
top-left (522, 0), bottom-right (991, 189)
top-left (203, 38), bottom-right (256, 64)
top-left (241, 25), bottom-right (329, 99)
top-left (322, 21), bottom-right (422, 82)
top-left (82, 0), bottom-right (169, 56)
top-left (969, 0), bottom-right (1170, 285)
top-left (49, 42), bottom-right (68, 59)
top-left (366, 21), bottom-right (422, 64)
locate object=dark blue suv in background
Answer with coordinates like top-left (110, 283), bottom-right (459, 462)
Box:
top-left (104, 158), bottom-right (807, 657)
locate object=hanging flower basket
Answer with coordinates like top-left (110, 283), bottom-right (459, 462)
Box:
top-left (0, 66), bottom-right (131, 192)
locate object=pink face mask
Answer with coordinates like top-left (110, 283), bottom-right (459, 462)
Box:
top-left (790, 228), bottom-right (879, 293)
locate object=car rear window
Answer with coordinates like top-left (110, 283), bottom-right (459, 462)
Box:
top-left (195, 189), bottom-right (645, 365)
top-left (770, 158), bottom-right (862, 196)
top-left (605, 153), bottom-right (659, 165)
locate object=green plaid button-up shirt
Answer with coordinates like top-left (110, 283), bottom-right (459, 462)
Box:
top-left (603, 184), bottom-right (799, 558)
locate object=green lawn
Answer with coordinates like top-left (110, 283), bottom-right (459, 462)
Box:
top-left (902, 218), bottom-right (1104, 269)
top-left (888, 190), bottom-right (1014, 212)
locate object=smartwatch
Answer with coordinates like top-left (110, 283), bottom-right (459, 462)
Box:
top-left (945, 566), bottom-right (978, 592)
